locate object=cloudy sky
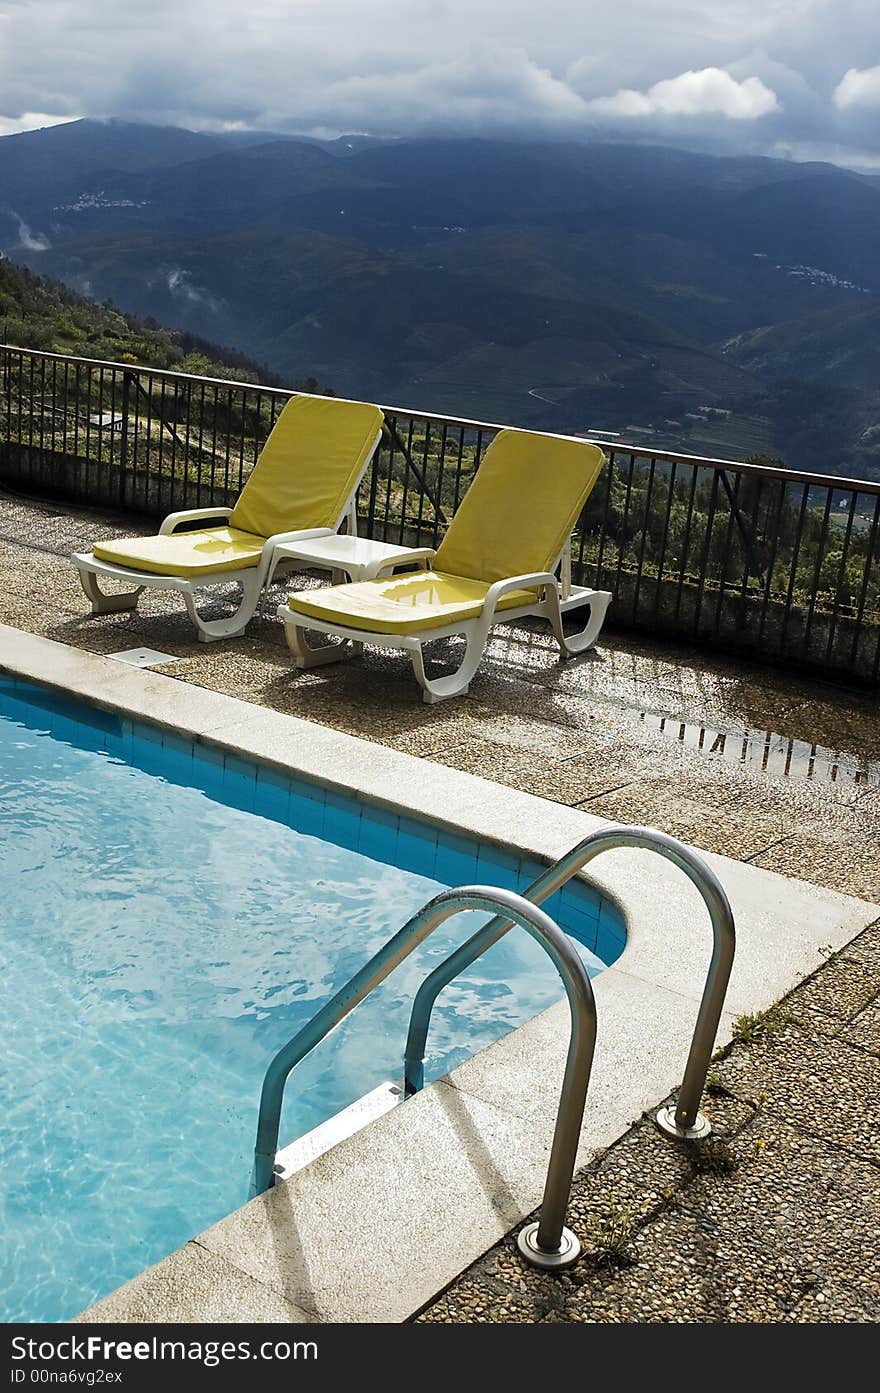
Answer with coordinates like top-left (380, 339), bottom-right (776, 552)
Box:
top-left (1, 0), bottom-right (879, 167)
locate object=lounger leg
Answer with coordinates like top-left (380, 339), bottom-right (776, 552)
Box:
top-left (182, 573), bottom-right (263, 642)
top-left (546, 590), bottom-right (612, 657)
top-left (408, 634), bottom-right (482, 703)
top-left (284, 622), bottom-right (364, 669)
top-left (78, 568), bottom-right (144, 615)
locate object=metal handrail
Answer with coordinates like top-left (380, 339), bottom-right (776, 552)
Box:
top-left (404, 826), bottom-right (735, 1141)
top-left (252, 884), bottom-right (598, 1269)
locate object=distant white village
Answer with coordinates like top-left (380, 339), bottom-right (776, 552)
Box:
top-left (753, 252), bottom-right (869, 293)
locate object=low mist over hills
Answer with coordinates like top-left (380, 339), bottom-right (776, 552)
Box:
top-left (2, 119), bottom-right (878, 477)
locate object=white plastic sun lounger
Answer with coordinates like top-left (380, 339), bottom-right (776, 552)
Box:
top-left (72, 395), bottom-right (385, 642)
top-left (278, 427), bottom-right (611, 701)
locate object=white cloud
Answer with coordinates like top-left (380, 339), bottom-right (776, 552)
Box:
top-left (303, 46), bottom-right (591, 136)
top-left (586, 68), bottom-right (780, 120)
top-left (834, 65), bottom-right (880, 109)
top-left (0, 112), bottom-right (79, 137)
top-left (0, 2), bottom-right (878, 163)
top-left (10, 213), bottom-right (51, 252)
top-left (164, 267), bottom-right (222, 313)
top-left (770, 138), bottom-right (880, 171)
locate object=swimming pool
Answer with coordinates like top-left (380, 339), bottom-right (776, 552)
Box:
top-left (0, 676), bottom-right (624, 1322)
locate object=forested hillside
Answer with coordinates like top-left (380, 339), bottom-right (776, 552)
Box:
top-left (0, 255), bottom-right (326, 392)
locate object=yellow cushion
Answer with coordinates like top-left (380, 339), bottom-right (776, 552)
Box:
top-left (287, 570), bottom-right (536, 635)
top-left (228, 395), bottom-right (384, 538)
top-left (93, 527), bottom-right (266, 577)
top-left (433, 429), bottom-right (605, 584)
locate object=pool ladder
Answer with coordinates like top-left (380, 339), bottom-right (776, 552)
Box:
top-left (252, 825), bottom-right (735, 1270)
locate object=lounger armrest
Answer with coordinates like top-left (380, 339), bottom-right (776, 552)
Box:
top-left (258, 528), bottom-right (337, 588)
top-left (481, 571), bottom-right (558, 623)
top-left (264, 527), bottom-right (336, 549)
top-left (159, 507), bottom-right (232, 536)
top-left (373, 546), bottom-right (437, 578)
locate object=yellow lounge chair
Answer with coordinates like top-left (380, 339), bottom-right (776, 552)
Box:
top-left (72, 395), bottom-right (384, 641)
top-left (278, 427), bottom-right (611, 701)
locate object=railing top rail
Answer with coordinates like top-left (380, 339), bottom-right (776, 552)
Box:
top-left (4, 341), bottom-right (880, 498)
top-left (1, 342), bottom-right (299, 401)
top-left (587, 448), bottom-right (880, 496)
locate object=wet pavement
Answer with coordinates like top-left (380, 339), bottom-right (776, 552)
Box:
top-left (1, 485), bottom-right (879, 1323)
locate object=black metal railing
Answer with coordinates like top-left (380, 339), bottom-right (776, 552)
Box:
top-left (2, 344), bottom-right (879, 686)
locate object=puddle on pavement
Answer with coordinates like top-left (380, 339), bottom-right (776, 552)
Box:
top-left (638, 711), bottom-right (880, 790)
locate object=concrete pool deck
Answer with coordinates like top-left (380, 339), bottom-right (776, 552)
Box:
top-left (1, 488), bottom-right (879, 1323)
top-left (1, 624), bottom-right (876, 1324)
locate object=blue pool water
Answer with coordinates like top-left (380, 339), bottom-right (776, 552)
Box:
top-left (0, 676), bottom-right (624, 1322)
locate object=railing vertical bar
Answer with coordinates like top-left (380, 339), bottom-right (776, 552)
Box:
top-left (757, 477), bottom-right (787, 645)
top-left (849, 494), bottom-right (880, 673)
top-left (134, 370), bottom-right (144, 507)
top-left (632, 456), bottom-right (656, 620)
top-left (118, 370), bottom-right (131, 507)
top-left (398, 417), bottom-right (415, 544)
top-left (473, 429), bottom-right (486, 470)
top-left (432, 423), bottom-right (449, 548)
top-left (674, 464), bottom-right (700, 625)
top-left (27, 354), bottom-right (36, 486)
top-left (363, 417), bottom-right (383, 538)
top-left (415, 418), bottom-right (432, 540)
top-left (207, 383), bottom-right (219, 504)
top-left (236, 389), bottom-right (247, 494)
top-left (110, 365), bottom-right (119, 477)
top-left (466, 428), bottom-right (486, 524)
top-left (37, 355), bottom-right (46, 461)
top-left (825, 489), bottom-right (858, 665)
top-left (144, 373), bottom-right (155, 513)
top-left (451, 427), bottom-right (467, 517)
top-left (49, 356), bottom-right (58, 467)
top-left (614, 453), bottom-right (636, 606)
top-left (17, 350), bottom-right (24, 453)
top-left (573, 490), bottom-right (589, 588)
top-left (72, 361), bottom-right (81, 464)
top-left (713, 469), bottom-right (742, 637)
top-left (652, 461), bottom-right (677, 622)
top-left (802, 486), bottom-right (835, 659)
top-left (109, 366), bottom-right (117, 477)
top-left (779, 483), bottom-right (812, 658)
top-left (97, 364), bottom-right (105, 496)
top-left (195, 381), bottom-right (206, 507)
top-left (126, 364), bottom-right (136, 507)
top-left (221, 387), bottom-right (232, 501)
top-left (382, 413), bottom-right (397, 543)
top-left (21, 350), bottom-right (28, 457)
top-left (59, 357), bottom-right (70, 488)
top-left (253, 392), bottom-right (265, 482)
top-left (4, 349), bottom-right (12, 457)
top-left (736, 474), bottom-right (764, 633)
top-left (6, 349), bottom-right (12, 450)
top-left (163, 376), bottom-right (173, 513)
top-left (693, 469), bottom-right (722, 638)
top-left (594, 451), bottom-right (615, 585)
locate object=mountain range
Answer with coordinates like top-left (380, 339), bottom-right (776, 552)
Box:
top-left (1, 118), bottom-right (878, 478)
